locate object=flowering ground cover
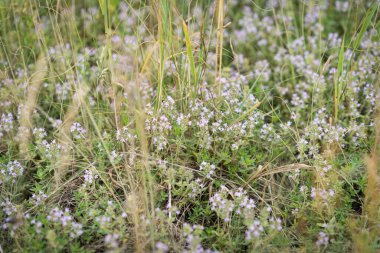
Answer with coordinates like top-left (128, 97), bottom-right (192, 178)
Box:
top-left (0, 0), bottom-right (380, 252)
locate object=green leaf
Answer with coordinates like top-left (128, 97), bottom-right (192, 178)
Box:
top-left (98, 0), bottom-right (106, 15)
top-left (352, 4), bottom-right (377, 52)
top-left (337, 37), bottom-right (345, 80)
top-left (98, 0), bottom-right (119, 16)
top-left (109, 0), bottom-right (119, 13)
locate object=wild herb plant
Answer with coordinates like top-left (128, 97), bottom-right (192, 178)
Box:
top-left (0, 0), bottom-right (379, 252)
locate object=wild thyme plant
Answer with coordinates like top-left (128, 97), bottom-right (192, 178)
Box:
top-left (0, 0), bottom-right (379, 252)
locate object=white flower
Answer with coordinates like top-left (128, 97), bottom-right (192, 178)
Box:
top-left (316, 231), bottom-right (329, 247)
top-left (83, 169), bottom-right (98, 187)
top-left (246, 220), bottom-right (264, 240)
top-left (0, 161), bottom-right (24, 183)
top-left (31, 191), bottom-right (48, 206)
top-left (269, 217), bottom-right (283, 231)
top-left (200, 161), bottom-right (216, 179)
top-left (155, 242), bottom-right (169, 252)
top-left (105, 233), bottom-right (119, 248)
top-left (70, 122), bottom-right (86, 139)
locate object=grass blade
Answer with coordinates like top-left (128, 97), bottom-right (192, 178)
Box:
top-left (182, 20), bottom-right (197, 98)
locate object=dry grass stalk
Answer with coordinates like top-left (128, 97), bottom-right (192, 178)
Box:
top-left (246, 163), bottom-right (312, 184)
top-left (127, 193), bottom-right (149, 253)
top-left (54, 83), bottom-right (89, 187)
top-left (18, 54), bottom-right (48, 159)
top-left (214, 0), bottom-right (224, 97)
top-left (363, 100), bottom-right (380, 227)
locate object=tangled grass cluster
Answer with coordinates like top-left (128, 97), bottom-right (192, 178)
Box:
top-left (1, 0), bottom-right (380, 252)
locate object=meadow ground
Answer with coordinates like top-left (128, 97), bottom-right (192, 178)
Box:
top-left (0, 0), bottom-right (380, 252)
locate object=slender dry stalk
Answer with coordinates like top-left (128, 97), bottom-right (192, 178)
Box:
top-left (124, 92), bottom-right (152, 251)
top-left (348, 218), bottom-right (377, 253)
top-left (350, 85), bottom-right (380, 253)
top-left (214, 0), bottom-right (224, 98)
top-left (18, 54), bottom-right (47, 159)
top-left (126, 193), bottom-right (148, 253)
top-left (54, 83), bottom-right (89, 187)
top-left (113, 69), bottom-right (156, 251)
top-left (132, 85), bottom-right (156, 252)
top-left (363, 154), bottom-right (379, 224)
top-left (246, 163), bottom-right (312, 184)
top-left (363, 109), bottom-right (380, 226)
top-left (152, 0), bottom-right (168, 110)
